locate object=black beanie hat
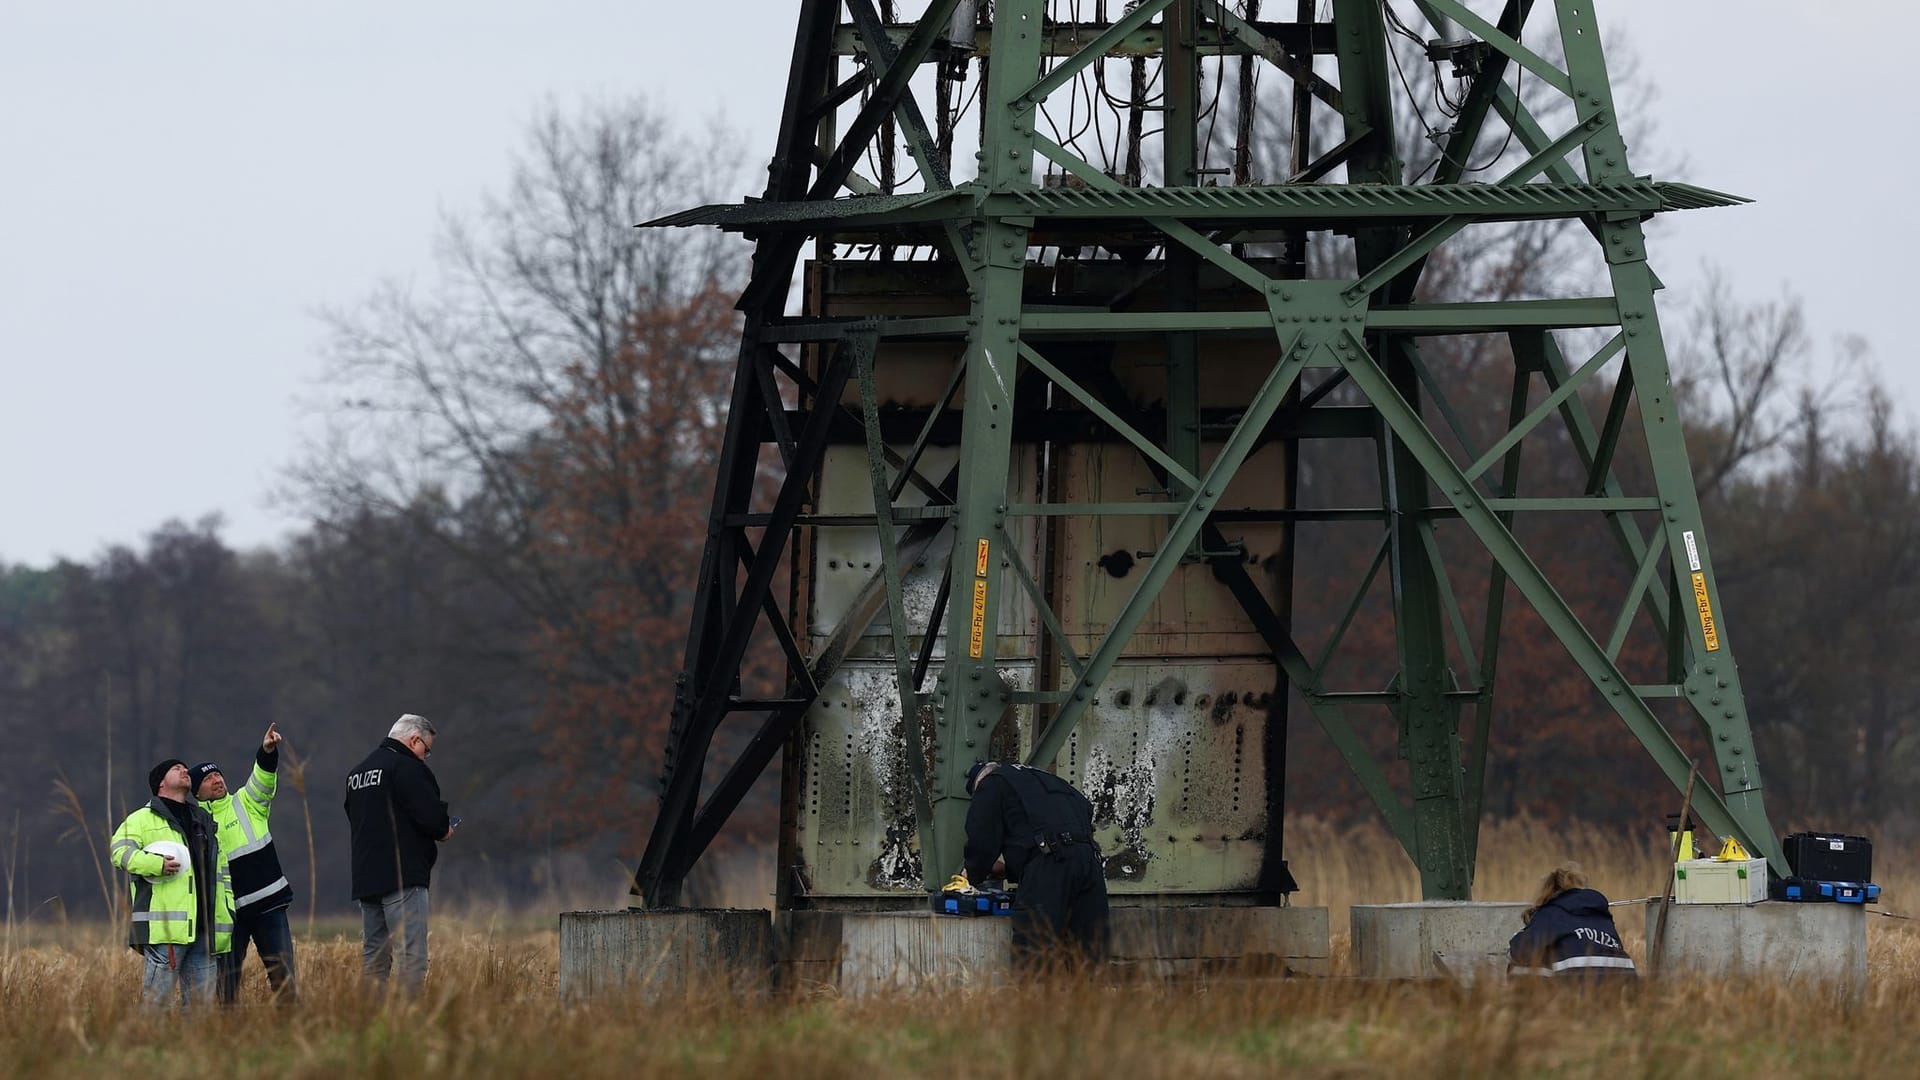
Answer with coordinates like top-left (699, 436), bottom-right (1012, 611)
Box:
top-left (149, 758), bottom-right (187, 795)
top-left (965, 760), bottom-right (993, 795)
top-left (187, 762), bottom-right (223, 796)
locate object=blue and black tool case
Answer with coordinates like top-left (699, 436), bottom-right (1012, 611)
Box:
top-left (1770, 832), bottom-right (1879, 903)
top-left (938, 888), bottom-right (1013, 916)
top-left (1784, 832), bottom-right (1872, 882)
top-left (1771, 877), bottom-right (1880, 904)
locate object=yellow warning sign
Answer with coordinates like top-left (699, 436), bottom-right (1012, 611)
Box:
top-left (975, 538), bottom-right (991, 578)
top-left (1690, 571), bottom-right (1720, 652)
top-left (969, 579), bottom-right (989, 658)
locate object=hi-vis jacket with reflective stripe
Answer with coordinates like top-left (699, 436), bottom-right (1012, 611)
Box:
top-left (205, 748), bottom-right (293, 915)
top-left (108, 801), bottom-right (234, 954)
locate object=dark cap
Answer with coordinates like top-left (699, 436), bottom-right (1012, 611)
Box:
top-left (149, 758), bottom-right (187, 795)
top-left (187, 762), bottom-right (223, 797)
top-left (965, 760), bottom-right (994, 795)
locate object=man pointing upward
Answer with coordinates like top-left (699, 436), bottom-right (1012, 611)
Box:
top-left (191, 721), bottom-right (298, 1003)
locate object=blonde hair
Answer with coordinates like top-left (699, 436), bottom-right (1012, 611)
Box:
top-left (1523, 862), bottom-right (1589, 924)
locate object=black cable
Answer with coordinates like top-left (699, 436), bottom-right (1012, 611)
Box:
top-left (1381, 1), bottom-right (1425, 46)
top-left (1384, 16), bottom-right (1442, 147)
top-left (1450, 25), bottom-right (1526, 176)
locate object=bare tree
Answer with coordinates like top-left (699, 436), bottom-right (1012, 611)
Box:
top-left (293, 97), bottom-right (748, 650)
top-left (289, 97), bottom-right (754, 854)
top-left (1672, 269), bottom-right (1809, 495)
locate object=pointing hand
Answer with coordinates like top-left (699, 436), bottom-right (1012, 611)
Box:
top-left (262, 723), bottom-right (282, 752)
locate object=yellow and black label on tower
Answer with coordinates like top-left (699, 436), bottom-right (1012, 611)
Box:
top-left (1690, 571), bottom-right (1720, 651)
top-left (969, 579), bottom-right (988, 658)
top-left (969, 538), bottom-right (991, 658)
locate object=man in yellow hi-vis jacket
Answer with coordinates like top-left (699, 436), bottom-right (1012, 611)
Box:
top-left (108, 759), bottom-right (234, 1010)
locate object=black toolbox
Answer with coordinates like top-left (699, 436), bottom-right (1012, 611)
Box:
top-left (1782, 832), bottom-right (1872, 883)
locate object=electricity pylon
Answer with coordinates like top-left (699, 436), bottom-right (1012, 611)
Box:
top-left (632, 0), bottom-right (1780, 907)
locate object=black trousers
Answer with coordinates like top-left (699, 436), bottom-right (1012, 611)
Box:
top-left (217, 904), bottom-right (297, 1004)
top-left (1011, 845), bottom-right (1110, 966)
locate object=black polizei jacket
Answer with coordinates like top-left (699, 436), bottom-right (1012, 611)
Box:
top-left (1508, 887), bottom-right (1638, 977)
top-left (344, 738), bottom-right (450, 901)
top-left (963, 764), bottom-right (1098, 885)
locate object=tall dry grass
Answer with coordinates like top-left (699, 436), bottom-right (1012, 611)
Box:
top-left (4, 821), bottom-right (1917, 1078)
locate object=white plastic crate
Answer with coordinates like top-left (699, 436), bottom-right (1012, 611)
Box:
top-left (1674, 857), bottom-right (1768, 904)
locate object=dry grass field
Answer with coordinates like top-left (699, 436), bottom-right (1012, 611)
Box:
top-left (5, 818), bottom-right (1918, 1078)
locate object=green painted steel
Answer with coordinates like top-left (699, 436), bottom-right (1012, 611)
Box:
top-left (650, 181), bottom-right (1742, 231)
top-left (1329, 0), bottom-right (1470, 898)
top-left (635, 0), bottom-right (1788, 908)
top-left (925, 0), bottom-right (1047, 887)
top-left (1557, 0), bottom-right (1780, 868)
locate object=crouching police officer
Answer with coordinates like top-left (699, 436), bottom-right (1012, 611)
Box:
top-left (1508, 863), bottom-right (1638, 981)
top-left (962, 761), bottom-right (1110, 967)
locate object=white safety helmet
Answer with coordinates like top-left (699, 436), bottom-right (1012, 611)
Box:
top-left (144, 840), bottom-right (190, 876)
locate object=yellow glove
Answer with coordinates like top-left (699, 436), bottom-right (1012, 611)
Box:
top-left (943, 872), bottom-right (975, 894)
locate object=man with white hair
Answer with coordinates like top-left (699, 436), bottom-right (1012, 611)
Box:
top-left (344, 713), bottom-right (456, 991)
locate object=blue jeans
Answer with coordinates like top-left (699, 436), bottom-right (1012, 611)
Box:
top-left (217, 905), bottom-right (297, 1004)
top-left (141, 939), bottom-right (215, 1011)
top-left (360, 886), bottom-right (430, 992)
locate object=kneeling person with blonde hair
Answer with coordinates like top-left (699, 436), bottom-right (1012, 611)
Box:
top-left (1508, 863), bottom-right (1637, 980)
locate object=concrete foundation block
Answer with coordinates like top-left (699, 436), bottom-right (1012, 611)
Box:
top-left (1109, 905), bottom-right (1330, 977)
top-left (1351, 901), bottom-right (1528, 979)
top-left (558, 908), bottom-right (772, 1002)
top-left (1647, 901), bottom-right (1866, 995)
top-left (778, 905), bottom-right (1331, 991)
top-left (778, 910), bottom-right (1010, 995)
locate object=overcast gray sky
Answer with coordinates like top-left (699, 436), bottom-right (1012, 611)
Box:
top-left (2, 1), bottom-right (1908, 567)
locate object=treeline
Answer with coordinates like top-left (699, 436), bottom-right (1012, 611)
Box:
top-left (0, 512), bottom-right (556, 919)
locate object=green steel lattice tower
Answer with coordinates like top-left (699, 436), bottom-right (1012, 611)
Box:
top-left (632, 0), bottom-right (1783, 907)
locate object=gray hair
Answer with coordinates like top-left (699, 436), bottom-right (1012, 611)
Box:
top-left (389, 713), bottom-right (436, 742)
